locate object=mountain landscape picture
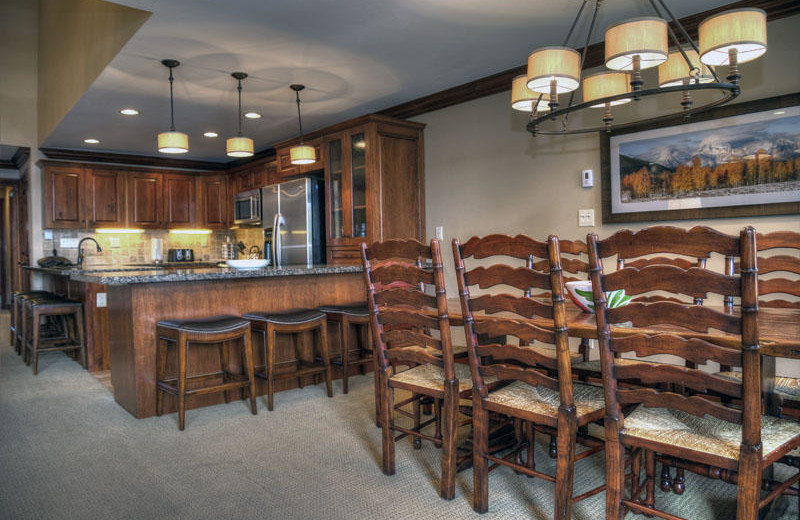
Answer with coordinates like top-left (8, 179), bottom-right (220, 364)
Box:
top-left (617, 113), bottom-right (800, 203)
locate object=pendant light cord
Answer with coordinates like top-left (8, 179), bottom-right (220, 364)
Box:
top-left (168, 66), bottom-right (176, 131)
top-left (237, 79), bottom-right (243, 136)
top-left (295, 90), bottom-right (305, 145)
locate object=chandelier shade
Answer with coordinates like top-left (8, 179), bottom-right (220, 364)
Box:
top-left (157, 131), bottom-right (189, 154)
top-left (604, 17), bottom-right (669, 71)
top-left (526, 47), bottom-right (581, 94)
top-left (699, 8), bottom-right (767, 66)
top-left (658, 49), bottom-right (715, 87)
top-left (511, 74), bottom-right (550, 112)
top-left (582, 72), bottom-right (631, 107)
top-left (226, 136), bottom-right (254, 157)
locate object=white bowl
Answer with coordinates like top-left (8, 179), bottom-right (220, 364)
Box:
top-left (226, 259), bottom-right (269, 270)
top-left (565, 280), bottom-right (631, 313)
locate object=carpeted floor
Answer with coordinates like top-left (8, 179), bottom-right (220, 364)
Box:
top-left (0, 311), bottom-right (796, 519)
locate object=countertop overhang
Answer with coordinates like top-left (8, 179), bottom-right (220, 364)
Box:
top-left (26, 263), bottom-right (362, 285)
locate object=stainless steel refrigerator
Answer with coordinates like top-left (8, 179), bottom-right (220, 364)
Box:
top-left (261, 177), bottom-right (325, 267)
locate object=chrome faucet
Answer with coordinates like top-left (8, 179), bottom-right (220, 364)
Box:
top-left (76, 237), bottom-right (102, 266)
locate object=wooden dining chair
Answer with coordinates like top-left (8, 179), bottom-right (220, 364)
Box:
top-left (588, 225), bottom-right (800, 520)
top-left (452, 234), bottom-right (606, 519)
top-left (718, 230), bottom-right (800, 419)
top-left (360, 238), bottom-right (470, 500)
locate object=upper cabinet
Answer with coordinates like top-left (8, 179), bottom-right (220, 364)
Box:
top-left (231, 163), bottom-right (267, 194)
top-left (198, 174), bottom-right (228, 229)
top-left (85, 167), bottom-right (125, 228)
top-left (43, 163), bottom-right (84, 229)
top-left (126, 171), bottom-right (162, 229)
top-left (163, 173), bottom-right (196, 228)
top-left (322, 116), bottom-right (425, 264)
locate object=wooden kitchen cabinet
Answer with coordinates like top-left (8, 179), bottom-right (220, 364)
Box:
top-left (323, 116), bottom-right (425, 265)
top-left (163, 173), bottom-right (196, 228)
top-left (232, 163), bottom-right (267, 194)
top-left (126, 171), bottom-right (162, 229)
top-left (85, 167), bottom-right (125, 228)
top-left (275, 138), bottom-right (322, 180)
top-left (198, 174), bottom-right (228, 229)
top-left (43, 163), bottom-right (84, 229)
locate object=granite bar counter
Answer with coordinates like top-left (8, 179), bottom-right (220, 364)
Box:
top-left (30, 263), bottom-right (367, 418)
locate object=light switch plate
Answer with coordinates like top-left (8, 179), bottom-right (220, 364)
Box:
top-left (578, 209), bottom-right (595, 227)
top-left (60, 238), bottom-right (79, 248)
top-left (435, 226), bottom-right (444, 240)
top-left (96, 293), bottom-right (107, 308)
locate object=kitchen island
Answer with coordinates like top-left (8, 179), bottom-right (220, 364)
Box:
top-left (30, 264), bottom-right (365, 418)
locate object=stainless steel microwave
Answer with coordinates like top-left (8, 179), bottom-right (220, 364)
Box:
top-left (233, 188), bottom-right (261, 225)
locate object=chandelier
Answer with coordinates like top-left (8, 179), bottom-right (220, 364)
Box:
top-left (514, 1), bottom-right (767, 135)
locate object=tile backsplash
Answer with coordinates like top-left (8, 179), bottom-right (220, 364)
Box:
top-left (41, 228), bottom-right (268, 266)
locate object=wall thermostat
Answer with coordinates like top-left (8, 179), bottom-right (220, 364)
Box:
top-left (581, 169), bottom-right (594, 188)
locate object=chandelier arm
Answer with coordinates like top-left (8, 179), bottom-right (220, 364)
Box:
top-left (563, 0), bottom-right (602, 126)
top-left (563, 0), bottom-right (590, 47)
top-left (527, 82), bottom-right (739, 135)
top-left (653, 0), bottom-right (721, 83)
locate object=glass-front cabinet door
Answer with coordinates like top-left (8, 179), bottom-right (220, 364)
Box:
top-left (324, 126), bottom-right (369, 246)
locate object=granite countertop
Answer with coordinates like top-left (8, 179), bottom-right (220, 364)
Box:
top-left (53, 264), bottom-right (362, 286)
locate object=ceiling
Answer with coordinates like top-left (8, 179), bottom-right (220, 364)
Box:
top-left (41, 0), bottom-right (738, 163)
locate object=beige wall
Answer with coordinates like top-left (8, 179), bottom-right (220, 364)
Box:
top-left (415, 15), bottom-right (800, 290)
top-left (0, 0), bottom-right (38, 148)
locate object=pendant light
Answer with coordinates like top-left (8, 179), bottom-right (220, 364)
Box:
top-left (157, 59), bottom-right (189, 154)
top-left (289, 84), bottom-right (315, 165)
top-left (226, 72), bottom-right (254, 158)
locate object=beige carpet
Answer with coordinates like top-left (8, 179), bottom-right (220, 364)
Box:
top-left (0, 311), bottom-right (796, 519)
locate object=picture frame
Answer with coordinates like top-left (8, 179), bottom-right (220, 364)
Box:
top-left (601, 92), bottom-right (800, 223)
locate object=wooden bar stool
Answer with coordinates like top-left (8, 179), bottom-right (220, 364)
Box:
top-left (23, 295), bottom-right (86, 375)
top-left (243, 309), bottom-right (333, 411)
top-left (318, 304), bottom-right (372, 394)
top-left (11, 291), bottom-right (50, 355)
top-left (155, 315), bottom-right (257, 431)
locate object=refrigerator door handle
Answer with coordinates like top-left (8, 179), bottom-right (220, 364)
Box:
top-left (272, 213), bottom-right (285, 268)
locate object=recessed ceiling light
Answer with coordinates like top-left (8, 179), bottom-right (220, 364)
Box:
top-left (84, 138), bottom-right (100, 144)
top-left (773, 110), bottom-right (786, 115)
top-left (120, 108), bottom-right (139, 115)
top-left (244, 112), bottom-right (261, 119)
top-left (203, 131), bottom-right (219, 138)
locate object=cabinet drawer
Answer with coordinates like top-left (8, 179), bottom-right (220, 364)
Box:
top-left (326, 246), bottom-right (362, 265)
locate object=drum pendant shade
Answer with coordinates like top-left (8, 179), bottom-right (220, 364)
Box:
top-left (659, 49), bottom-right (715, 87)
top-left (157, 131), bottom-right (189, 154)
top-left (290, 144), bottom-right (316, 165)
top-left (605, 17), bottom-right (668, 71)
top-left (582, 72), bottom-right (631, 107)
top-left (226, 136), bottom-right (254, 157)
top-left (511, 74), bottom-right (550, 112)
top-left (699, 8), bottom-right (767, 66)
top-left (526, 47), bottom-right (581, 94)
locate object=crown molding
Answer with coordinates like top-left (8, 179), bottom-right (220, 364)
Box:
top-left (39, 148), bottom-right (228, 171)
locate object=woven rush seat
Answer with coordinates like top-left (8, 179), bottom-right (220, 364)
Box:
top-left (390, 362), bottom-right (480, 393)
top-left (623, 406), bottom-right (800, 463)
top-left (718, 370), bottom-right (800, 399)
top-left (243, 309), bottom-right (326, 324)
top-left (485, 380), bottom-right (605, 419)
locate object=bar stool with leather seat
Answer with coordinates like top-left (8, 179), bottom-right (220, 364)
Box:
top-left (155, 315), bottom-right (257, 431)
top-left (318, 304), bottom-right (372, 395)
top-left (23, 294), bottom-right (86, 375)
top-left (11, 290), bottom-right (51, 355)
top-left (243, 309), bottom-right (333, 411)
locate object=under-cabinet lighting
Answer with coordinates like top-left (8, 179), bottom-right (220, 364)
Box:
top-left (169, 229), bottom-right (212, 235)
top-left (96, 228), bottom-right (144, 234)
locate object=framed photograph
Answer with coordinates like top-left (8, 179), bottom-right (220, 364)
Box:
top-left (601, 93), bottom-right (800, 223)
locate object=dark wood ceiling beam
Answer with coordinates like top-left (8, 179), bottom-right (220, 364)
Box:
top-left (379, 0), bottom-right (800, 120)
